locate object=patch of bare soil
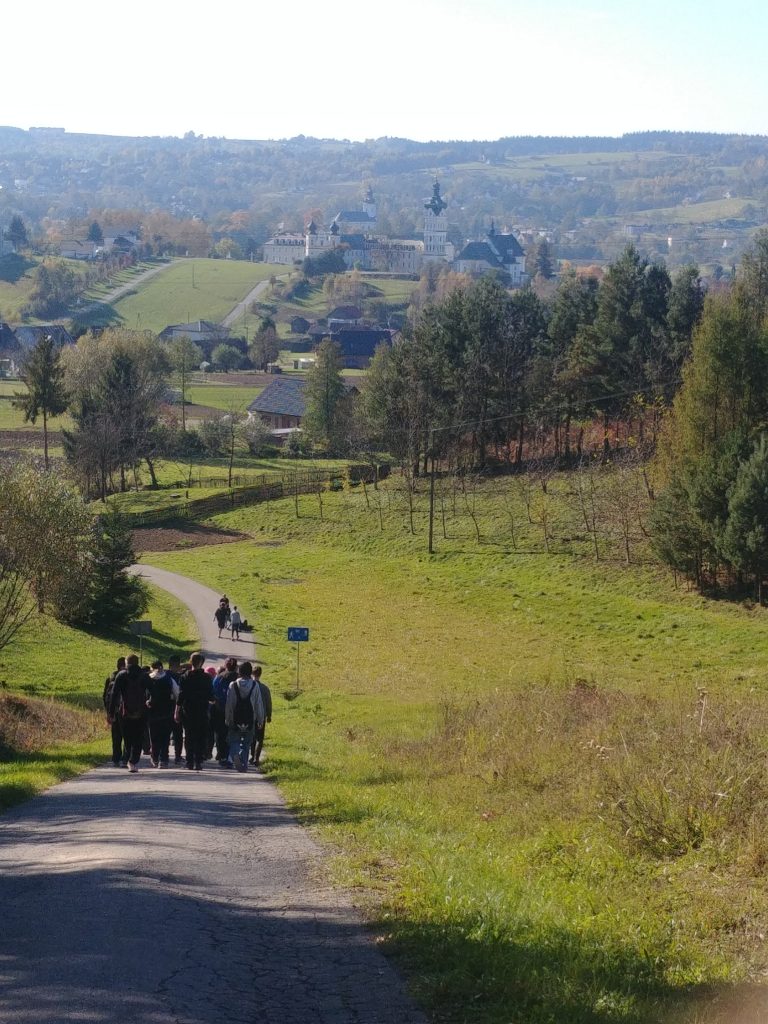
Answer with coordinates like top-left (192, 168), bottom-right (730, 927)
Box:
top-left (0, 429), bottom-right (63, 447)
top-left (0, 693), bottom-right (100, 757)
top-left (133, 522), bottom-right (250, 553)
top-left (184, 403), bottom-right (221, 419)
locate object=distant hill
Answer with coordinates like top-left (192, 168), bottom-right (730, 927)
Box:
top-left (1, 128), bottom-right (767, 271)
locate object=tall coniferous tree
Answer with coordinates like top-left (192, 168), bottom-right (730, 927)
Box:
top-left (303, 339), bottom-right (348, 452)
top-left (13, 333), bottom-right (68, 470)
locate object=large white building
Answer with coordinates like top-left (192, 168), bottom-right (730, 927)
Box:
top-left (263, 181), bottom-right (521, 281)
top-left (454, 223), bottom-right (527, 285)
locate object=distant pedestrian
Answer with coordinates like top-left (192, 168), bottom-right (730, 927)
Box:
top-left (225, 661), bottom-right (264, 772)
top-left (249, 666), bottom-right (272, 768)
top-left (230, 605), bottom-right (242, 641)
top-left (176, 652), bottom-right (214, 771)
top-left (214, 604), bottom-right (228, 638)
top-left (103, 657), bottom-right (127, 767)
top-left (108, 654), bottom-right (148, 773)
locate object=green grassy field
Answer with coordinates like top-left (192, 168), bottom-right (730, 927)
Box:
top-left (186, 381), bottom-right (263, 411)
top-left (0, 585), bottom-right (197, 810)
top-left (81, 259), bottom-right (166, 302)
top-left (0, 255), bottom-right (90, 321)
top-left (111, 259), bottom-right (278, 333)
top-left (135, 472), bottom-right (768, 1023)
top-left (631, 197), bottom-right (755, 225)
top-left (242, 274), bottom-right (416, 340)
top-left (103, 455), bottom-right (358, 511)
top-left (0, 394), bottom-right (71, 432)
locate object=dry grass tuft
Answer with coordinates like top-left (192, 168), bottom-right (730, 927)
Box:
top-left (0, 693), bottom-right (102, 758)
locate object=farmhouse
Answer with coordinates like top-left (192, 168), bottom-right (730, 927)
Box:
top-left (159, 320), bottom-right (231, 345)
top-left (248, 376), bottom-right (359, 433)
top-left (248, 378), bottom-right (308, 431)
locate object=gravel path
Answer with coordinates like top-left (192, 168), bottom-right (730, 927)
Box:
top-left (0, 567), bottom-right (427, 1024)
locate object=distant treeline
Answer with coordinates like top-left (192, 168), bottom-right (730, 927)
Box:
top-left (2, 128), bottom-right (768, 269)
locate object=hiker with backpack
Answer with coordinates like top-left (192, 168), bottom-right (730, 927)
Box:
top-left (212, 657), bottom-right (239, 765)
top-left (249, 665), bottom-right (272, 768)
top-left (146, 660), bottom-right (178, 768)
top-left (176, 652), bottom-right (214, 771)
top-left (103, 656), bottom-right (127, 767)
top-left (107, 654), bottom-right (149, 773)
top-left (224, 661), bottom-right (265, 772)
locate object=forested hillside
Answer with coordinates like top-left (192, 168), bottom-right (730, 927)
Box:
top-left (2, 128), bottom-right (768, 271)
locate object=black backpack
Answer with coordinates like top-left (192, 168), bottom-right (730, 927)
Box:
top-left (122, 672), bottom-right (147, 719)
top-left (148, 673), bottom-right (174, 717)
top-left (232, 681), bottom-right (255, 729)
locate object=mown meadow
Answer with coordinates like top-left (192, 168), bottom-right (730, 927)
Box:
top-left (137, 468), bottom-right (768, 1023)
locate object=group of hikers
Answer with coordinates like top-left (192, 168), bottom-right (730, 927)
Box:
top-left (214, 595), bottom-right (244, 640)
top-left (103, 650), bottom-right (272, 774)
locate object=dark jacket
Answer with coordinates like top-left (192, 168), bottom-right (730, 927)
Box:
top-left (177, 668), bottom-right (213, 718)
top-left (108, 665), bottom-right (148, 720)
top-left (146, 671), bottom-right (175, 720)
top-left (102, 670), bottom-right (119, 712)
top-left (212, 669), bottom-right (238, 709)
top-left (257, 680), bottom-right (272, 723)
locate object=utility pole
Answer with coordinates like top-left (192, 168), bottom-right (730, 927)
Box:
top-left (428, 428), bottom-right (436, 555)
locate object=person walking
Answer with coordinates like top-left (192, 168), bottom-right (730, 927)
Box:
top-left (176, 652), bottom-right (214, 771)
top-left (230, 605), bottom-right (242, 641)
top-left (167, 654), bottom-right (185, 764)
top-left (225, 661), bottom-right (264, 772)
top-left (212, 657), bottom-right (239, 765)
top-left (214, 603), bottom-right (228, 639)
top-left (103, 657), bottom-right (127, 767)
top-left (107, 654), bottom-right (149, 773)
top-left (249, 666), bottom-right (272, 768)
top-left (146, 660), bottom-right (177, 768)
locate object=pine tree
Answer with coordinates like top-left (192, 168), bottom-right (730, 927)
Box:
top-left (6, 215), bottom-right (28, 249)
top-left (87, 221), bottom-right (104, 245)
top-left (722, 435), bottom-right (768, 601)
top-left (83, 510), bottom-right (149, 627)
top-left (13, 332), bottom-right (68, 469)
top-left (303, 339), bottom-right (348, 451)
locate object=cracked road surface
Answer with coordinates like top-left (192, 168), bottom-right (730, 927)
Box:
top-left (0, 568), bottom-right (427, 1024)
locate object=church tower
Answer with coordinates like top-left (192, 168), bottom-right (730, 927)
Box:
top-left (362, 184), bottom-right (377, 223)
top-left (423, 179), bottom-right (448, 262)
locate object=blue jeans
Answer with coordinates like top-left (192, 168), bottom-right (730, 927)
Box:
top-left (228, 728), bottom-right (254, 768)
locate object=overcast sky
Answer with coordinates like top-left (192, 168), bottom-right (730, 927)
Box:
top-left (4, 0), bottom-right (767, 142)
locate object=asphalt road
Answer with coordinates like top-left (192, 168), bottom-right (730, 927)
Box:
top-left (128, 562), bottom-right (255, 667)
top-left (0, 567), bottom-right (426, 1024)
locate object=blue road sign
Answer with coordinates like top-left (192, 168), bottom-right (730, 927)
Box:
top-left (287, 627), bottom-right (309, 642)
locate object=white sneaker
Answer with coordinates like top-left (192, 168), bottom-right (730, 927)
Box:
top-left (128, 763), bottom-right (139, 773)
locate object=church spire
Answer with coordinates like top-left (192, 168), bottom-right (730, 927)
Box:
top-left (425, 178), bottom-right (447, 216)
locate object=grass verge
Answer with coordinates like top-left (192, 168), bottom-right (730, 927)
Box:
top-left (138, 477), bottom-right (768, 1022)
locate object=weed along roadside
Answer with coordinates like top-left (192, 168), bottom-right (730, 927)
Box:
top-left (133, 474), bottom-right (768, 1024)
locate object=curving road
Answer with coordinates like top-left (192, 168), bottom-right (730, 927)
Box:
top-left (0, 566), bottom-right (426, 1024)
top-left (128, 562), bottom-right (255, 667)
